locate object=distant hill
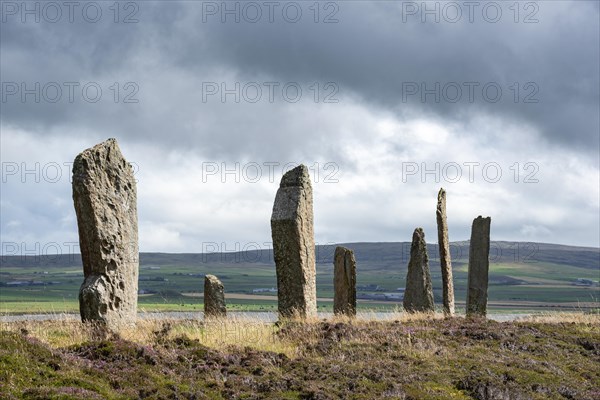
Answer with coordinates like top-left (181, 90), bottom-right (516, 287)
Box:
top-left (1, 241), bottom-right (598, 270)
top-left (1, 241), bottom-right (598, 312)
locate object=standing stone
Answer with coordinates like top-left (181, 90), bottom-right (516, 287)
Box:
top-left (403, 228), bottom-right (435, 313)
top-left (333, 246), bottom-right (357, 317)
top-left (436, 188), bottom-right (455, 317)
top-left (72, 138), bottom-right (138, 332)
top-left (270, 165), bottom-right (316, 318)
top-left (204, 275), bottom-right (226, 318)
top-left (466, 216), bottom-right (491, 317)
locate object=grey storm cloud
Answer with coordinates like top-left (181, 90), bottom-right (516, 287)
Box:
top-left (1, 1), bottom-right (598, 159)
top-left (1, 1), bottom-right (599, 251)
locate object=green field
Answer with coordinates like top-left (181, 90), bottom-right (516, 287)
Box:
top-left (1, 242), bottom-right (598, 314)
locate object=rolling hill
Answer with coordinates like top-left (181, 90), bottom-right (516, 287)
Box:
top-left (1, 241), bottom-right (598, 313)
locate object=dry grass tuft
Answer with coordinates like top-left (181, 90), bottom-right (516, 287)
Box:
top-left (2, 310), bottom-right (599, 398)
top-left (0, 313), bottom-right (299, 356)
top-left (521, 311), bottom-right (600, 324)
top-left (2, 310), bottom-right (597, 355)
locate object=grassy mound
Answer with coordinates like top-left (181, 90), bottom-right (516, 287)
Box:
top-left (1, 314), bottom-right (598, 399)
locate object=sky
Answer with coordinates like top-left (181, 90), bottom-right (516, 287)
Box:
top-left (1, 0), bottom-right (599, 256)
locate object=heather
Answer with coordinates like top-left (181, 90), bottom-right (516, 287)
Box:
top-left (1, 313), bottom-right (598, 399)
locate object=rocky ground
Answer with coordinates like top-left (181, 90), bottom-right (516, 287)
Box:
top-left (1, 316), bottom-right (599, 399)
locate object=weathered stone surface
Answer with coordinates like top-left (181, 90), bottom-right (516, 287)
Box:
top-left (204, 274), bottom-right (226, 318)
top-left (436, 188), bottom-right (455, 317)
top-left (403, 228), bottom-right (435, 313)
top-left (334, 246), bottom-right (357, 317)
top-left (270, 165), bottom-right (316, 318)
top-left (72, 138), bottom-right (138, 331)
top-left (466, 216), bottom-right (492, 317)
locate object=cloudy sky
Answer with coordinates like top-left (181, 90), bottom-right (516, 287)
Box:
top-left (1, 1), bottom-right (599, 256)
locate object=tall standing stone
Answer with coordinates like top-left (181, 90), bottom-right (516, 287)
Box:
top-left (436, 188), bottom-right (455, 317)
top-left (72, 138), bottom-right (138, 331)
top-left (466, 216), bottom-right (491, 317)
top-left (271, 165), bottom-right (316, 318)
top-left (403, 228), bottom-right (435, 313)
top-left (204, 275), bottom-right (226, 318)
top-left (333, 246), bottom-right (357, 317)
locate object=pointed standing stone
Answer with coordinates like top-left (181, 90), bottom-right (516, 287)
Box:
top-left (204, 275), bottom-right (226, 318)
top-left (466, 216), bottom-right (491, 318)
top-left (72, 138), bottom-right (138, 332)
top-left (403, 228), bottom-right (435, 313)
top-left (333, 246), bottom-right (357, 317)
top-left (436, 188), bottom-right (455, 316)
top-left (271, 165), bottom-right (316, 318)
